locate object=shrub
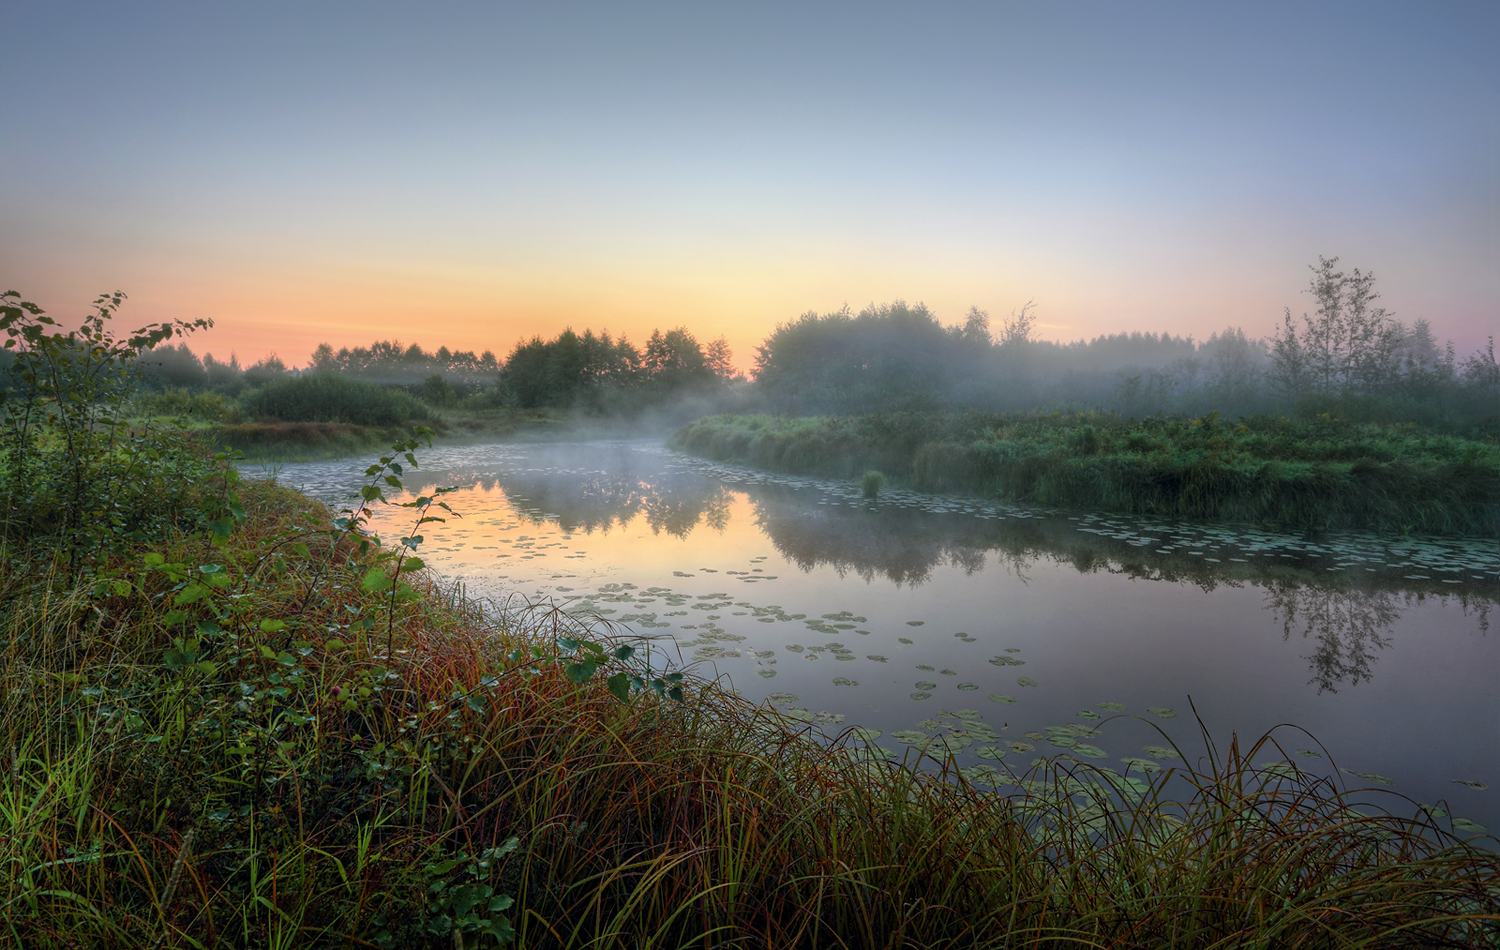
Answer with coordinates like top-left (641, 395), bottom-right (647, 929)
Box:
top-left (242, 374), bottom-right (432, 426)
top-left (860, 470), bottom-right (887, 498)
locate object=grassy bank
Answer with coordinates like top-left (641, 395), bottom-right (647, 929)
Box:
top-left (670, 411), bottom-right (1500, 536)
top-left (0, 447), bottom-right (1496, 947)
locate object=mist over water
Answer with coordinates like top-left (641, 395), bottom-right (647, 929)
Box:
top-left (278, 439), bottom-right (1500, 835)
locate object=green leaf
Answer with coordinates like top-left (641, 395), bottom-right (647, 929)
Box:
top-left (401, 557), bottom-right (425, 573)
top-left (606, 672), bottom-right (631, 703)
top-left (613, 644), bottom-right (636, 662)
top-left (260, 619), bottom-right (286, 633)
top-left (324, 638), bottom-right (348, 653)
top-left (164, 649), bottom-right (192, 669)
top-left (361, 567), bottom-right (392, 592)
top-left (564, 660), bottom-right (599, 684)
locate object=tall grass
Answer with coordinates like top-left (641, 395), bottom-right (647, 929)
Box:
top-left (671, 412), bottom-right (1500, 535)
top-left (2, 477), bottom-right (1497, 947)
top-left (242, 373), bottom-right (433, 426)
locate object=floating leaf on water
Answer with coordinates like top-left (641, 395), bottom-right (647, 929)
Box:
top-left (960, 763), bottom-right (1006, 786)
top-left (916, 664), bottom-right (935, 672)
top-left (1342, 769), bottom-right (1395, 786)
top-left (1258, 762), bottom-right (1303, 779)
top-left (1295, 749), bottom-right (1322, 758)
top-left (1006, 741), bottom-right (1035, 753)
top-left (939, 669), bottom-right (957, 676)
top-left (780, 708), bottom-right (815, 722)
top-left (849, 727), bottom-right (882, 742)
top-left (767, 693), bottom-right (800, 703)
top-left (1420, 804), bottom-right (1449, 819)
top-left (1147, 707), bottom-right (1177, 719)
top-left (1120, 757), bottom-right (1162, 774)
top-left (976, 746), bottom-right (1006, 760)
top-left (955, 709), bottom-right (981, 718)
top-left (1452, 818), bottom-right (1487, 834)
top-left (1024, 731), bottom-right (1046, 742)
top-left (892, 730), bottom-right (928, 744)
top-left (1072, 744), bottom-right (1107, 758)
top-left (989, 656), bottom-right (1025, 667)
top-left (1004, 648), bottom-right (1022, 653)
top-left (915, 682), bottom-right (937, 691)
top-left (916, 718), bottom-right (942, 730)
top-left (989, 694), bottom-right (1018, 704)
top-left (1017, 676), bottom-right (1038, 688)
top-left (1143, 745), bottom-right (1180, 760)
top-left (785, 644), bottom-right (804, 653)
top-left (1097, 702), bottom-right (1126, 712)
top-left (1452, 779), bottom-right (1488, 790)
top-left (1077, 710), bottom-right (1101, 721)
top-left (910, 691), bottom-right (932, 701)
top-left (957, 683), bottom-right (978, 691)
top-left (898, 637), bottom-right (914, 645)
top-left (853, 746), bottom-right (897, 762)
top-left (832, 677), bottom-right (858, 686)
top-left (931, 733), bottom-right (973, 754)
top-left (757, 670), bottom-right (777, 678)
top-left (866, 654), bottom-right (889, 662)
top-left (906, 621), bottom-right (925, 626)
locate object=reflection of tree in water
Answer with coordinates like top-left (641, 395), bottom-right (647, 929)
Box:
top-left (1264, 584), bottom-right (1402, 693)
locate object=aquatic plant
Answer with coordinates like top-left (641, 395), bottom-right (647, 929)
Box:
top-left (860, 469), bottom-right (887, 498)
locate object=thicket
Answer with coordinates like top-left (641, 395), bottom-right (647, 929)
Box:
top-left (3, 290), bottom-right (1498, 947)
top-left (750, 261), bottom-right (1498, 434)
top-left (671, 411), bottom-right (1500, 536)
top-left (240, 373), bottom-right (434, 427)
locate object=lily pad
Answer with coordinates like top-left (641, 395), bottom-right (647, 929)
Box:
top-left (1071, 744), bottom-right (1107, 759)
top-left (1120, 757), bottom-right (1162, 774)
top-left (1295, 749), bottom-right (1322, 758)
top-left (1452, 818), bottom-right (1487, 834)
top-left (954, 709), bottom-right (981, 718)
top-left (848, 727), bottom-right (882, 742)
top-left (906, 621), bottom-right (925, 626)
top-left (915, 681), bottom-right (938, 691)
top-left (891, 730), bottom-right (928, 744)
top-left (757, 669), bottom-right (777, 678)
top-left (1077, 710), bottom-right (1101, 721)
top-left (832, 677), bottom-right (858, 686)
top-left (1017, 676), bottom-right (1038, 688)
top-left (916, 664), bottom-right (935, 672)
top-left (1343, 769), bottom-right (1395, 786)
top-left (898, 637), bottom-right (914, 645)
top-left (1097, 702), bottom-right (1126, 712)
top-left (767, 693), bottom-right (800, 703)
top-left (989, 694), bottom-right (1018, 704)
top-left (1143, 745), bottom-right (1180, 760)
top-left (1005, 741), bottom-right (1035, 753)
top-left (976, 746), bottom-right (1007, 760)
top-left (1452, 779), bottom-right (1488, 790)
top-left (957, 683), bottom-right (979, 691)
top-left (866, 655), bottom-right (889, 663)
top-left (1146, 707), bottom-right (1177, 719)
top-left (910, 691), bottom-right (932, 701)
top-left (785, 644), bottom-right (804, 653)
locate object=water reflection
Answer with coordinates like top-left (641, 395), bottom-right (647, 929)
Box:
top-left (1265, 585), bottom-right (1399, 692)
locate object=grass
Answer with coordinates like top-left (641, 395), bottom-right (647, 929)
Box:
top-left (671, 411), bottom-right (1500, 536)
top-left (1, 453), bottom-right (1497, 947)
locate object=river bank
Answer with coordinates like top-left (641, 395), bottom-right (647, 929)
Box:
top-left (4, 446), bottom-right (1498, 947)
top-left (670, 411), bottom-right (1500, 536)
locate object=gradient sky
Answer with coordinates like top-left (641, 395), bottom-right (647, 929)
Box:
top-left (2, 1), bottom-right (1495, 371)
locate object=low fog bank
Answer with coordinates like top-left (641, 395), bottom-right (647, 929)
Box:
top-left (17, 257), bottom-right (1489, 438)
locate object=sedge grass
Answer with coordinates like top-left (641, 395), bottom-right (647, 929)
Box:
top-left (671, 411), bottom-right (1500, 536)
top-left (0, 481), bottom-right (1496, 948)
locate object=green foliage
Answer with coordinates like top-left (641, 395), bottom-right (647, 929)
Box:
top-left (242, 373), bottom-right (433, 426)
top-left (0, 289), bottom-right (213, 567)
top-left (860, 470), bottom-right (887, 498)
top-left (673, 411), bottom-right (1500, 535)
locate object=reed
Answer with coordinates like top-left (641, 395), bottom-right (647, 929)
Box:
top-left (671, 411), bottom-right (1500, 535)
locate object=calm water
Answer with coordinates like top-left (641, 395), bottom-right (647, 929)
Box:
top-left (277, 439), bottom-right (1500, 835)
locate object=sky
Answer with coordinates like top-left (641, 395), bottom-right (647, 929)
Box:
top-left (2, 1), bottom-right (1496, 372)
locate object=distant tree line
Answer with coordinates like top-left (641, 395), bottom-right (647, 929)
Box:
top-left (8, 255), bottom-right (1488, 432)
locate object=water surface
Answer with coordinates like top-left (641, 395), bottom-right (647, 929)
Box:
top-left (278, 439), bottom-right (1500, 835)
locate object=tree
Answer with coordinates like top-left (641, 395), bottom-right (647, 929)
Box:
top-left (1273, 256), bottom-right (1400, 397)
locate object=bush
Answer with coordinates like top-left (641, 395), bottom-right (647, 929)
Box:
top-left (860, 470), bottom-right (887, 498)
top-left (242, 374), bottom-right (432, 426)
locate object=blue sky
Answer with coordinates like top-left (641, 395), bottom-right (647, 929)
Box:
top-left (2, 1), bottom-right (1495, 367)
